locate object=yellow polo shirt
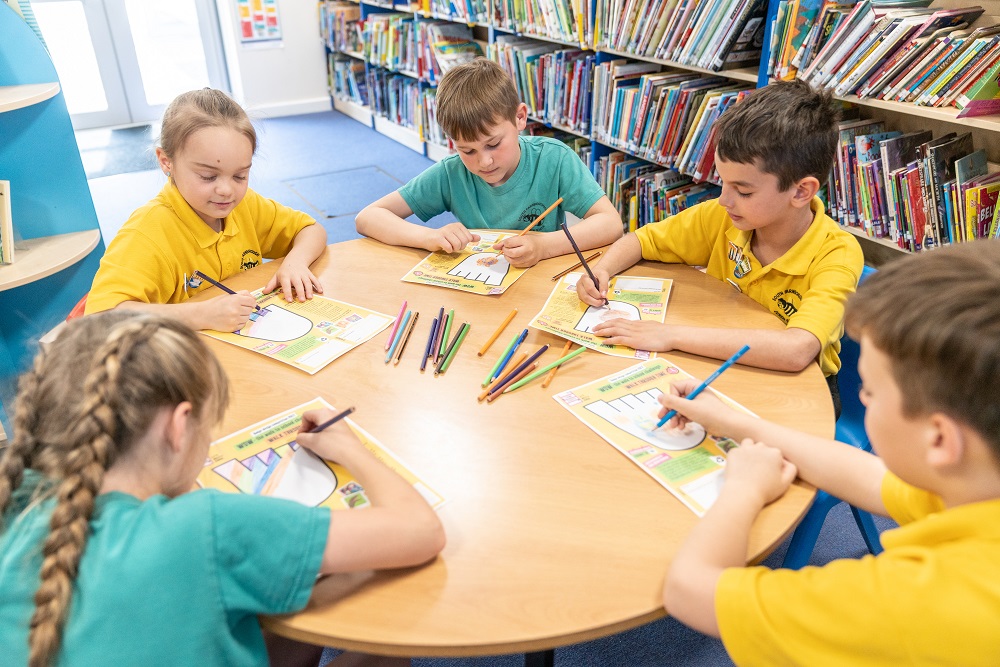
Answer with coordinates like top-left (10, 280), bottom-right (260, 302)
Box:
top-left (86, 182), bottom-right (315, 313)
top-left (634, 198), bottom-right (863, 376)
top-left (715, 474), bottom-right (1000, 665)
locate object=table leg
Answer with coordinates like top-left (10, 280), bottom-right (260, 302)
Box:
top-left (524, 650), bottom-right (554, 667)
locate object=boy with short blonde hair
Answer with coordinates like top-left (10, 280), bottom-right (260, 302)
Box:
top-left (356, 58), bottom-right (622, 267)
top-left (578, 80), bottom-right (863, 410)
top-left (659, 241), bottom-right (1000, 664)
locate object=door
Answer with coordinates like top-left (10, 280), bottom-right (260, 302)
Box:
top-left (31, 0), bottom-right (229, 129)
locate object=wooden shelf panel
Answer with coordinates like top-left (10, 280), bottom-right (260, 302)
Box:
top-left (0, 83), bottom-right (60, 113)
top-left (840, 93), bottom-right (1000, 133)
top-left (426, 141), bottom-right (453, 162)
top-left (600, 47), bottom-right (758, 83)
top-left (0, 229), bottom-right (101, 291)
top-left (333, 97), bottom-right (373, 126)
top-left (373, 115), bottom-right (424, 154)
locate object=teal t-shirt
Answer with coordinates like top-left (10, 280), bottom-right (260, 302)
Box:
top-left (399, 135), bottom-right (605, 231)
top-left (0, 471), bottom-right (330, 666)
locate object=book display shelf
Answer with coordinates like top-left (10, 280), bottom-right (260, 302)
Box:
top-left (0, 4), bottom-right (105, 434)
top-left (318, 0), bottom-right (1000, 266)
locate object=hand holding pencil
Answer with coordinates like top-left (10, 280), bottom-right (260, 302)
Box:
top-left (493, 197), bottom-right (563, 268)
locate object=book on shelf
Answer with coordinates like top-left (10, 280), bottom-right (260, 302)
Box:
top-left (0, 180), bottom-right (12, 265)
top-left (927, 133), bottom-right (973, 246)
top-left (955, 149), bottom-right (987, 241)
top-left (421, 21), bottom-right (483, 82)
top-left (879, 130), bottom-right (931, 241)
top-left (956, 56), bottom-right (1000, 116)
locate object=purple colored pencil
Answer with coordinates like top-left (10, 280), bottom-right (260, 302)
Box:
top-left (488, 344), bottom-right (549, 396)
top-left (420, 317), bottom-right (439, 372)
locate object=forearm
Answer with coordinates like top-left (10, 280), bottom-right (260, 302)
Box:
top-left (285, 223), bottom-right (327, 266)
top-left (356, 204), bottom-right (433, 249)
top-left (666, 326), bottom-right (819, 372)
top-left (663, 485), bottom-right (763, 636)
top-left (115, 300), bottom-right (211, 331)
top-left (592, 232), bottom-right (643, 276)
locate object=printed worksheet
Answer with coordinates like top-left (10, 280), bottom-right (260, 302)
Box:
top-left (530, 273), bottom-right (671, 359)
top-left (198, 398), bottom-right (444, 510)
top-left (553, 359), bottom-right (754, 516)
top-left (401, 230), bottom-right (528, 295)
top-left (202, 290), bottom-right (393, 374)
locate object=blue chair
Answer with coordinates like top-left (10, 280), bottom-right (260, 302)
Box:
top-left (782, 265), bottom-right (883, 569)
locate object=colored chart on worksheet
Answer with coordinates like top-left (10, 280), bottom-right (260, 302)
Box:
top-left (202, 290), bottom-right (393, 374)
top-left (530, 273), bottom-right (671, 359)
top-left (198, 398), bottom-right (444, 510)
top-left (553, 359), bottom-right (753, 516)
top-left (401, 230), bottom-right (528, 295)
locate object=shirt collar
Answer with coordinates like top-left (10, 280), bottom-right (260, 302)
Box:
top-left (883, 497), bottom-right (1000, 549)
top-left (723, 197), bottom-right (827, 277)
top-left (157, 180), bottom-right (240, 248)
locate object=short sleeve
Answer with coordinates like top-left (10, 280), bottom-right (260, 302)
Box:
top-left (881, 472), bottom-right (945, 525)
top-left (634, 203), bottom-right (716, 266)
top-left (86, 229), bottom-right (178, 312)
top-left (399, 160), bottom-right (453, 222)
top-left (209, 492), bottom-right (330, 615)
top-left (555, 145), bottom-right (604, 221)
top-left (243, 190), bottom-right (317, 260)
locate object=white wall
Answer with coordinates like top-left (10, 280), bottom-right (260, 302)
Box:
top-left (214, 0), bottom-right (331, 118)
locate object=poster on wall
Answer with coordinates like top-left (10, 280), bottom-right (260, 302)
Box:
top-left (236, 0), bottom-right (282, 43)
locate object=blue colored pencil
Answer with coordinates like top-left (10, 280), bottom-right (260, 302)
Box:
top-left (195, 270), bottom-right (260, 311)
top-left (432, 306), bottom-right (446, 362)
top-left (488, 344), bottom-right (549, 396)
top-left (492, 328), bottom-right (527, 381)
top-left (420, 317), bottom-right (439, 371)
top-left (654, 345), bottom-right (750, 429)
top-left (384, 310), bottom-right (412, 364)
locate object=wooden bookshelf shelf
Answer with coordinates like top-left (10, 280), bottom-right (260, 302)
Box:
top-left (0, 82), bottom-right (60, 113)
top-left (373, 115), bottom-right (424, 154)
top-left (0, 229), bottom-right (101, 292)
top-left (600, 47), bottom-right (758, 84)
top-left (426, 141), bottom-right (453, 162)
top-left (840, 94), bottom-right (1000, 134)
top-left (333, 97), bottom-right (373, 126)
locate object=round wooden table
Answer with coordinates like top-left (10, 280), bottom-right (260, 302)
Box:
top-left (205, 239), bottom-right (833, 658)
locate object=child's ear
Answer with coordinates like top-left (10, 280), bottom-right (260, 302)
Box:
top-left (790, 176), bottom-right (820, 207)
top-left (164, 402), bottom-right (196, 455)
top-left (515, 103), bottom-right (528, 131)
top-left (926, 413), bottom-right (965, 469)
top-left (155, 147), bottom-right (172, 177)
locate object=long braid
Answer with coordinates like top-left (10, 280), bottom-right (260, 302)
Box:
top-left (27, 321), bottom-right (158, 667)
top-left (0, 349), bottom-right (49, 516)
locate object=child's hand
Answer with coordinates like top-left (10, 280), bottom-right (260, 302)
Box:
top-left (424, 223), bottom-right (480, 253)
top-left (296, 408), bottom-right (364, 463)
top-left (723, 439), bottom-right (797, 507)
top-left (576, 267), bottom-right (610, 306)
top-left (206, 292), bottom-right (257, 331)
top-left (656, 379), bottom-right (734, 432)
top-left (593, 319), bottom-right (671, 352)
top-left (493, 235), bottom-right (543, 267)
top-left (264, 261), bottom-right (324, 302)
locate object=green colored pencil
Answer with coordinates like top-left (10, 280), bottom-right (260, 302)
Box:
top-left (435, 322), bottom-right (469, 375)
top-left (439, 309), bottom-right (454, 358)
top-left (504, 345), bottom-right (587, 392)
top-left (483, 331), bottom-right (520, 386)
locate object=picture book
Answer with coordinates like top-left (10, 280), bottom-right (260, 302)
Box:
top-left (198, 397), bottom-right (444, 511)
top-left (955, 149), bottom-right (987, 240)
top-left (553, 358), bottom-right (756, 516)
top-left (400, 231), bottom-right (529, 295)
top-left (957, 57), bottom-right (1000, 117)
top-left (879, 130), bottom-right (932, 237)
top-left (927, 132), bottom-right (973, 244)
top-left (530, 273), bottom-right (672, 359)
top-left (202, 291), bottom-right (393, 374)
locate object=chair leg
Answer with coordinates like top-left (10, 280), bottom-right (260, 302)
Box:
top-left (850, 505), bottom-right (884, 556)
top-left (781, 491), bottom-right (838, 570)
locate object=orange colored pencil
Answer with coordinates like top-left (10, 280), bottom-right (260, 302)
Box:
top-left (486, 363), bottom-right (538, 403)
top-left (551, 251), bottom-right (602, 281)
top-left (542, 341), bottom-right (573, 388)
top-left (478, 352), bottom-right (527, 401)
top-left (478, 308), bottom-right (518, 356)
top-left (518, 197), bottom-right (563, 236)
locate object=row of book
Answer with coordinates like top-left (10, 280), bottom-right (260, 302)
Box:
top-left (593, 0), bottom-right (769, 71)
top-left (769, 1), bottom-right (1000, 116)
top-left (830, 116), bottom-right (1000, 251)
top-left (525, 122), bottom-right (593, 163)
top-left (331, 56), bottom-right (370, 105)
top-left (424, 0), bottom-right (490, 24)
top-left (367, 68), bottom-right (425, 133)
top-left (320, 2), bottom-right (365, 55)
top-left (493, 0), bottom-right (586, 44)
top-left (490, 37), bottom-right (594, 134)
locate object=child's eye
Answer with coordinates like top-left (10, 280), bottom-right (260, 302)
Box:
top-left (199, 175), bottom-right (216, 182)
top-left (487, 142), bottom-right (500, 149)
top-left (235, 175), bottom-right (248, 182)
top-left (737, 191), bottom-right (752, 198)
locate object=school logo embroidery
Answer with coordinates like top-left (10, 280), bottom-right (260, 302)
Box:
top-left (517, 203), bottom-right (547, 227)
top-left (772, 289), bottom-right (802, 323)
top-left (241, 249), bottom-right (261, 271)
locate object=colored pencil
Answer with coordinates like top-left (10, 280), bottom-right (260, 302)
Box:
top-left (384, 310), bottom-right (412, 364)
top-left (392, 312), bottom-right (419, 365)
top-left (478, 308), bottom-right (518, 356)
top-left (486, 363), bottom-right (537, 403)
top-left (438, 309), bottom-right (454, 360)
top-left (518, 197), bottom-right (563, 236)
top-left (654, 345), bottom-right (750, 429)
top-left (385, 300), bottom-right (408, 350)
top-left (431, 307), bottom-right (445, 362)
top-left (420, 317), bottom-right (439, 372)
top-left (483, 332), bottom-right (521, 387)
top-left (508, 344), bottom-right (586, 392)
top-left (194, 270), bottom-right (261, 311)
top-left (542, 341), bottom-right (573, 388)
top-left (306, 406), bottom-right (355, 433)
top-left (488, 344), bottom-right (549, 396)
top-left (478, 352), bottom-right (527, 401)
top-left (550, 251), bottom-right (602, 281)
top-left (435, 322), bottom-right (470, 375)
top-left (559, 222), bottom-right (608, 306)
top-left (491, 328), bottom-right (527, 382)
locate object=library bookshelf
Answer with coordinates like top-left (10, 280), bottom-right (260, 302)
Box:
top-left (318, 0), bottom-right (1000, 264)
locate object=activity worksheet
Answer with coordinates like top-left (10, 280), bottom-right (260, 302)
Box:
top-left (400, 230), bottom-right (528, 295)
top-left (202, 290), bottom-right (393, 374)
top-left (530, 273), bottom-right (671, 359)
top-left (553, 359), bottom-right (753, 516)
top-left (198, 398), bottom-right (444, 510)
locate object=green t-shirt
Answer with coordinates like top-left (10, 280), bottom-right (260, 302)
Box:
top-left (0, 471), bottom-right (329, 666)
top-left (399, 135), bottom-right (605, 231)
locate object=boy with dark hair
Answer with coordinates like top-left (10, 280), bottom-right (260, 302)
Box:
top-left (356, 58), bottom-right (622, 267)
top-left (659, 240), bottom-right (1000, 664)
top-left (578, 80), bottom-right (863, 409)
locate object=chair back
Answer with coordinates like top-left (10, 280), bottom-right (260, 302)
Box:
top-left (835, 265), bottom-right (877, 451)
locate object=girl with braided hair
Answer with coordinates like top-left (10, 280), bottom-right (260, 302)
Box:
top-left (0, 311), bottom-right (444, 667)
